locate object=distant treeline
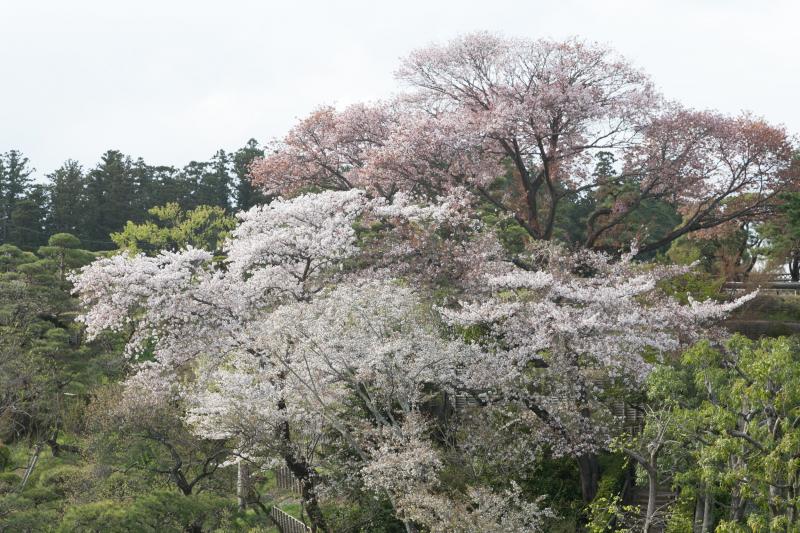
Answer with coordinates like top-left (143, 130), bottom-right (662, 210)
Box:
top-left (0, 140), bottom-right (267, 250)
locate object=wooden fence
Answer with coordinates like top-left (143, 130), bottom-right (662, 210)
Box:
top-left (454, 393), bottom-right (480, 410)
top-left (275, 465), bottom-right (303, 495)
top-left (269, 506), bottom-right (311, 533)
top-left (610, 401), bottom-right (644, 434)
top-left (724, 281), bottom-right (800, 295)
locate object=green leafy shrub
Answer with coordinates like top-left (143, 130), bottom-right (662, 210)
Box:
top-left (0, 444), bottom-right (10, 471)
top-left (664, 495), bottom-right (695, 533)
top-left (21, 486), bottom-right (61, 505)
top-left (95, 470), bottom-right (162, 501)
top-left (57, 500), bottom-right (128, 532)
top-left (657, 272), bottom-right (725, 305)
top-left (57, 491), bottom-right (239, 533)
top-left (0, 472), bottom-right (21, 492)
top-left (586, 454), bottom-right (631, 532)
top-left (0, 506), bottom-right (59, 533)
top-left (323, 497), bottom-right (406, 533)
top-left (39, 464), bottom-right (88, 496)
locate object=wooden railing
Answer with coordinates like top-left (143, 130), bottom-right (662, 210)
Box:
top-left (454, 393), bottom-right (480, 410)
top-left (275, 465), bottom-right (303, 495)
top-left (610, 401), bottom-right (645, 434)
top-left (724, 281), bottom-right (800, 295)
top-left (269, 506), bottom-right (312, 533)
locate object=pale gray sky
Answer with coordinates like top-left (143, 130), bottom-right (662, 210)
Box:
top-left (1, 0), bottom-right (797, 175)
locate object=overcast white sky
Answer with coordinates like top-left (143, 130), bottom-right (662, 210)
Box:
top-left (1, 0), bottom-right (798, 176)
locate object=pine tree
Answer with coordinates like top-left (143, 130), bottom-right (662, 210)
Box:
top-left (207, 149), bottom-right (232, 210)
top-left (82, 150), bottom-right (137, 248)
top-left (233, 139), bottom-right (267, 210)
top-left (46, 160), bottom-right (85, 236)
top-left (0, 150), bottom-right (34, 243)
top-left (8, 185), bottom-right (48, 249)
top-left (180, 151), bottom-right (233, 211)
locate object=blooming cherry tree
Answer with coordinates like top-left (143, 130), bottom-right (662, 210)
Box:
top-left (251, 33), bottom-right (797, 252)
top-left (72, 186), bottom-right (754, 529)
top-left (73, 190), bottom-right (372, 532)
top-left (440, 242), bottom-right (755, 500)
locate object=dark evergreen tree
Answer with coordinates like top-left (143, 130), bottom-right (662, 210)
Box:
top-left (233, 139), bottom-right (267, 210)
top-left (181, 151), bottom-right (232, 210)
top-left (130, 157), bottom-right (157, 216)
top-left (206, 149), bottom-right (232, 211)
top-left (82, 150), bottom-right (138, 248)
top-left (149, 164), bottom-right (189, 209)
top-left (46, 160), bottom-right (85, 236)
top-left (0, 150), bottom-right (34, 243)
top-left (180, 160), bottom-right (206, 210)
top-left (8, 185), bottom-right (48, 249)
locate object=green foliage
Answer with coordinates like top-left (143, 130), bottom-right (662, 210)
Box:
top-left (663, 495), bottom-right (695, 533)
top-left (0, 503), bottom-right (59, 533)
top-left (21, 486), bottom-right (61, 505)
top-left (0, 234), bottom-right (120, 445)
top-left (643, 336), bottom-right (800, 530)
top-left (2, 142), bottom-right (265, 251)
top-left (758, 191), bottom-right (800, 280)
top-left (47, 160), bottom-right (85, 238)
top-left (0, 445), bottom-right (9, 471)
top-left (57, 491), bottom-right (239, 533)
top-left (666, 226), bottom-right (756, 281)
top-left (38, 465), bottom-right (88, 496)
top-left (233, 139), bottom-right (268, 211)
top-left (585, 455), bottom-right (634, 532)
top-left (0, 150), bottom-right (35, 247)
top-left (323, 496), bottom-right (406, 533)
top-left (47, 233), bottom-right (81, 250)
top-left (0, 472), bottom-right (21, 493)
top-left (657, 271), bottom-right (725, 305)
top-left (94, 470), bottom-right (166, 501)
top-left (111, 203), bottom-right (235, 256)
top-left (586, 493), bottom-right (636, 533)
top-left (739, 294), bottom-right (800, 323)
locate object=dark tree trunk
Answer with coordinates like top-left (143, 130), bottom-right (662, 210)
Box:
top-left (577, 453), bottom-right (600, 502)
top-left (284, 452), bottom-right (329, 533)
top-left (730, 489), bottom-right (746, 522)
top-left (790, 252), bottom-right (800, 282)
top-left (46, 434), bottom-right (80, 457)
top-left (275, 393), bottom-right (329, 533)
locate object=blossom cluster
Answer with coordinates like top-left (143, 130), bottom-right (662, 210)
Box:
top-left (72, 186), bottom-right (752, 530)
